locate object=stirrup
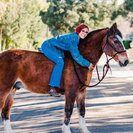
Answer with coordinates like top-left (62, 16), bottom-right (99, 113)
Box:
top-left (49, 88), bottom-right (61, 97)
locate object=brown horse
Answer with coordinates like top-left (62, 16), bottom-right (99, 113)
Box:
top-left (0, 23), bottom-right (129, 133)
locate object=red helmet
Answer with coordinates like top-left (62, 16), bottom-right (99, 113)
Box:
top-left (75, 23), bottom-right (89, 34)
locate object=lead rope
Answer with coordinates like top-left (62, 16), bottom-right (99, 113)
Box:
top-left (73, 54), bottom-right (112, 91)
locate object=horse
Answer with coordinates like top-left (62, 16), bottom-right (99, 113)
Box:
top-left (0, 23), bottom-right (129, 133)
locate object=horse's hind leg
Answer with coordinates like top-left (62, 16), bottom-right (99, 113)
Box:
top-left (76, 89), bottom-right (91, 133)
top-left (62, 89), bottom-right (76, 133)
top-left (1, 90), bottom-right (16, 133)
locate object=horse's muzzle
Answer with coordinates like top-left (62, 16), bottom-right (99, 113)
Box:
top-left (119, 59), bottom-right (129, 67)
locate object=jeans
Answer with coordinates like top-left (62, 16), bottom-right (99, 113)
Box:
top-left (41, 41), bottom-right (64, 88)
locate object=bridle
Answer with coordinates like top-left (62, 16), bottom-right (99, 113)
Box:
top-left (73, 30), bottom-right (126, 90)
top-left (102, 31), bottom-right (126, 55)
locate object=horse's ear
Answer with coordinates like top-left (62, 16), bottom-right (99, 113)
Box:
top-left (109, 23), bottom-right (117, 35)
top-left (112, 22), bottom-right (117, 29)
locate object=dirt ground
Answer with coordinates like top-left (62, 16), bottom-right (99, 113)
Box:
top-left (0, 50), bottom-right (133, 133)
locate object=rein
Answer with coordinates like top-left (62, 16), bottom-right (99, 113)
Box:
top-left (73, 30), bottom-right (126, 90)
top-left (73, 54), bottom-right (112, 90)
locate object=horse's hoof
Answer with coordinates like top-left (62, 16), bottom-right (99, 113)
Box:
top-left (62, 124), bottom-right (71, 133)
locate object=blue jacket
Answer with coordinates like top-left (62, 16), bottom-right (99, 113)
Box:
top-left (40, 32), bottom-right (90, 67)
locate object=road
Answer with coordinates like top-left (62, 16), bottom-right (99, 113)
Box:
top-left (0, 60), bottom-right (133, 133)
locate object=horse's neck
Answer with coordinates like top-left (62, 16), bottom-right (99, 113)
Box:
top-left (79, 29), bottom-right (108, 65)
top-left (73, 29), bottom-right (108, 85)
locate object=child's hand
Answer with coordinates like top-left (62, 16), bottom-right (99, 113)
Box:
top-left (88, 63), bottom-right (95, 71)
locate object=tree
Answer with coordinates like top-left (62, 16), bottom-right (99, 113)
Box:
top-left (0, 0), bottom-right (47, 51)
top-left (40, 1), bottom-right (78, 35)
top-left (123, 0), bottom-right (133, 26)
top-left (111, 0), bottom-right (133, 27)
top-left (40, 0), bottom-right (118, 35)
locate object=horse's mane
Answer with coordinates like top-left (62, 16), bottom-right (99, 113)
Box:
top-left (86, 26), bottom-right (122, 39)
top-left (79, 28), bottom-right (109, 45)
top-left (87, 28), bottom-right (108, 37)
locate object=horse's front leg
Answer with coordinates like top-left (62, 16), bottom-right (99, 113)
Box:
top-left (76, 88), bottom-right (91, 133)
top-left (62, 88), bottom-right (77, 133)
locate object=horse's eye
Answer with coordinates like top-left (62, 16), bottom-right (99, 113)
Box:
top-left (114, 39), bottom-right (119, 43)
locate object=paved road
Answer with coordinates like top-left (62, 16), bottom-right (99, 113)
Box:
top-left (0, 63), bottom-right (133, 133)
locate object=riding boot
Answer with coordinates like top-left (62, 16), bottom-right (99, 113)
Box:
top-left (49, 87), bottom-right (61, 97)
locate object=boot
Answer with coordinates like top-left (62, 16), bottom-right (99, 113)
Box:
top-left (49, 87), bottom-right (61, 97)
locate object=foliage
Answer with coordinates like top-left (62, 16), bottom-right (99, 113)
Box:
top-left (112, 0), bottom-right (133, 27)
top-left (40, 1), bottom-right (76, 35)
top-left (40, 0), bottom-right (119, 35)
top-left (124, 0), bottom-right (133, 12)
top-left (124, 0), bottom-right (133, 26)
top-left (0, 0), bottom-right (47, 51)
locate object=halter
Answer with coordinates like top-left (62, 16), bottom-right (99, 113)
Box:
top-left (73, 30), bottom-right (126, 90)
top-left (102, 31), bottom-right (126, 55)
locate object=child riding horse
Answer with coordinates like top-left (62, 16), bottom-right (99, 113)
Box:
top-left (39, 24), bottom-right (94, 97)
